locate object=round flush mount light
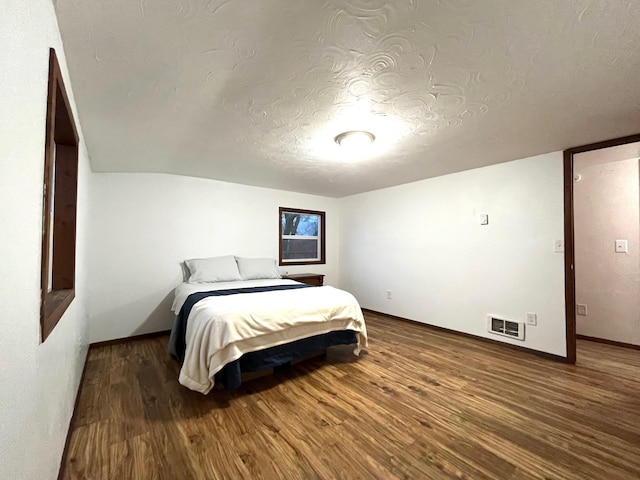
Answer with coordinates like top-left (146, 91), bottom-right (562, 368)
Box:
top-left (334, 130), bottom-right (376, 149)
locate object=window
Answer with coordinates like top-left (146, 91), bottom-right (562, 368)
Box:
top-left (40, 48), bottom-right (79, 342)
top-left (279, 207), bottom-right (325, 266)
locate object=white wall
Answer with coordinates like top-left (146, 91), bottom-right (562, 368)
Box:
top-left (574, 147), bottom-right (640, 345)
top-left (0, 2), bottom-right (92, 479)
top-left (339, 152), bottom-right (567, 356)
top-left (87, 173), bottom-right (339, 343)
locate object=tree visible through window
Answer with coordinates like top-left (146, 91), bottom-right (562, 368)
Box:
top-left (279, 207), bottom-right (325, 265)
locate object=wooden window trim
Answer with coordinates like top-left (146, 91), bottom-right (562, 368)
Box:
top-left (40, 48), bottom-right (79, 342)
top-left (279, 207), bottom-right (326, 266)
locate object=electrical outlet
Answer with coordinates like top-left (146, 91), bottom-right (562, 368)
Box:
top-left (577, 304), bottom-right (588, 316)
top-left (554, 240), bottom-right (564, 253)
top-left (526, 312), bottom-right (537, 326)
top-left (386, 290), bottom-right (392, 300)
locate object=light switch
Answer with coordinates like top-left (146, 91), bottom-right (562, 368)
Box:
top-left (479, 213), bottom-right (489, 225)
top-left (615, 240), bottom-right (628, 253)
top-left (554, 240), bottom-right (564, 253)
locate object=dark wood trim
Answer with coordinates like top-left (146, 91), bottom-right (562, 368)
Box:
top-left (282, 273), bottom-right (325, 286)
top-left (89, 329), bottom-right (171, 349)
top-left (564, 134), bottom-right (640, 155)
top-left (362, 308), bottom-right (566, 363)
top-left (40, 48), bottom-right (79, 342)
top-left (562, 133), bottom-right (640, 364)
top-left (278, 207), bottom-right (326, 266)
top-left (52, 144), bottom-right (79, 289)
top-left (563, 151), bottom-right (576, 364)
top-left (42, 289), bottom-right (75, 340)
top-left (577, 334), bottom-right (640, 351)
top-left (56, 348), bottom-right (89, 480)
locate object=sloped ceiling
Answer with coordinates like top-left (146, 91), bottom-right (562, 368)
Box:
top-left (54, 0), bottom-right (640, 197)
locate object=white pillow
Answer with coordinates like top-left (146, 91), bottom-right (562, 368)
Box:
top-left (235, 257), bottom-right (281, 280)
top-left (185, 255), bottom-right (241, 283)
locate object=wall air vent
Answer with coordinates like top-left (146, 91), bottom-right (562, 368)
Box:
top-left (487, 315), bottom-right (525, 340)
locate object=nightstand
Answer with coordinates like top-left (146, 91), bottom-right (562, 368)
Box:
top-left (282, 273), bottom-right (324, 286)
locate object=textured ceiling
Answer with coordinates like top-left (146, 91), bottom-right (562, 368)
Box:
top-left (54, 0), bottom-right (640, 197)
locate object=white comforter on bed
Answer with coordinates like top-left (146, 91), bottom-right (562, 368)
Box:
top-left (177, 281), bottom-right (368, 394)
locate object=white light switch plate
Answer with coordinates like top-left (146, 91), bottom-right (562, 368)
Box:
top-left (554, 240), bottom-right (564, 253)
top-left (479, 213), bottom-right (489, 225)
top-left (615, 240), bottom-right (628, 253)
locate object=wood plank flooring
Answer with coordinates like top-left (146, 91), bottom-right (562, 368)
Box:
top-left (60, 312), bottom-right (640, 480)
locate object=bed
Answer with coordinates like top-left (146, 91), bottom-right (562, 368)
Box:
top-left (168, 256), bottom-right (368, 394)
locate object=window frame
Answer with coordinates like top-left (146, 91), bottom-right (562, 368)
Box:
top-left (279, 207), bottom-right (326, 266)
top-left (40, 48), bottom-right (79, 342)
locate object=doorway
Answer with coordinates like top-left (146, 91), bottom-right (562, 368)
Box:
top-left (563, 134), bottom-right (640, 363)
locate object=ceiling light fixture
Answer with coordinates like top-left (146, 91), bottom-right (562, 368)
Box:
top-left (334, 130), bottom-right (375, 149)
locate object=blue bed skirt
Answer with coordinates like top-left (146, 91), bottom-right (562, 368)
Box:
top-left (213, 330), bottom-right (358, 390)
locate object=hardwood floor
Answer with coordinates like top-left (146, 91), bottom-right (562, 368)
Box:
top-left (60, 312), bottom-right (640, 480)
